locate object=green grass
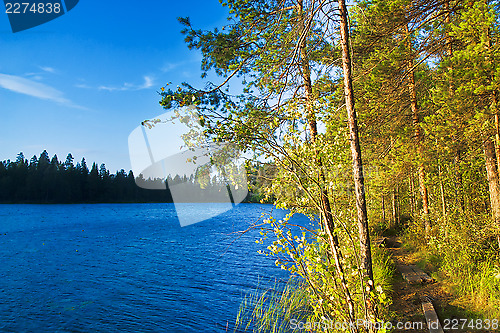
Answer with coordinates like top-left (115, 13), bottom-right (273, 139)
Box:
top-left (402, 219), bottom-right (500, 319)
top-left (371, 245), bottom-right (396, 323)
top-left (372, 246), bottom-right (396, 295)
top-left (234, 278), bottom-right (312, 333)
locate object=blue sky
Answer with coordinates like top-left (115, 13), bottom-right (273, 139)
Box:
top-left (0, 1), bottom-right (229, 173)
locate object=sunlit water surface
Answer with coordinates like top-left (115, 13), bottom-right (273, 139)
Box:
top-left (0, 203), bottom-right (312, 332)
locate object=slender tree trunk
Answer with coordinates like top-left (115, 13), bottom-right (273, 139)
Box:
top-left (435, 138), bottom-right (447, 218)
top-left (438, 157), bottom-right (449, 237)
top-left (439, 163), bottom-right (449, 238)
top-left (494, 95), bottom-right (500, 172)
top-left (439, 165), bottom-right (446, 216)
top-left (494, 94), bottom-right (500, 250)
top-left (453, 154), bottom-right (465, 213)
top-left (445, 0), bottom-right (465, 214)
top-left (484, 139), bottom-right (500, 240)
top-left (485, 20), bottom-right (500, 247)
top-left (382, 194), bottom-right (386, 225)
top-left (297, 1), bottom-right (358, 329)
top-left (485, 22), bottom-right (500, 172)
top-left (390, 137), bottom-right (397, 226)
top-left (392, 188), bottom-right (397, 229)
top-left (445, 0), bottom-right (457, 217)
top-left (339, 0), bottom-right (376, 323)
top-left (396, 185), bottom-right (401, 226)
top-left (406, 24), bottom-right (431, 233)
top-left (445, 0), bottom-right (453, 88)
top-left (409, 172), bottom-right (415, 217)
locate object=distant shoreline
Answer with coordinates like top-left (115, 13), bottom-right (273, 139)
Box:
top-left (0, 200), bottom-right (269, 205)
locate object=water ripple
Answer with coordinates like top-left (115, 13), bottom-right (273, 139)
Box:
top-left (0, 203), bottom-right (311, 332)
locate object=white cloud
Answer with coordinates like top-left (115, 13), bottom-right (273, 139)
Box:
top-left (140, 76), bottom-right (154, 89)
top-left (0, 73), bottom-right (83, 109)
top-left (75, 83), bottom-right (91, 89)
top-left (39, 66), bottom-right (56, 73)
top-left (97, 76), bottom-right (155, 92)
top-left (161, 56), bottom-right (201, 73)
top-left (24, 66), bottom-right (57, 78)
top-left (0, 73), bottom-right (67, 102)
top-left (161, 62), bottom-right (182, 73)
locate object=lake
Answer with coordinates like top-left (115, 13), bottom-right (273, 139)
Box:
top-left (0, 203), bottom-right (312, 332)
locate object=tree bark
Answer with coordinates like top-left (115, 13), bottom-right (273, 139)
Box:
top-left (406, 24), bottom-right (431, 233)
top-left (445, 0), bottom-right (453, 87)
top-left (485, 17), bottom-right (500, 246)
top-left (297, 1), bottom-right (358, 329)
top-left (494, 96), bottom-right (500, 172)
top-left (494, 96), bottom-right (500, 250)
top-left (397, 186), bottom-right (401, 226)
top-left (445, 0), bottom-right (466, 214)
top-left (439, 163), bottom-right (449, 238)
top-left (435, 137), bottom-right (447, 218)
top-left (484, 139), bottom-right (500, 237)
top-left (453, 154), bottom-right (465, 213)
top-left (382, 194), bottom-right (386, 224)
top-left (392, 188), bottom-right (397, 228)
top-left (338, 0), bottom-right (376, 322)
top-left (439, 164), bottom-right (446, 216)
top-left (409, 172), bottom-right (415, 217)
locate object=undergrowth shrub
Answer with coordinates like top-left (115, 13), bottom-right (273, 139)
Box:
top-left (236, 214), bottom-right (396, 332)
top-left (404, 213), bottom-right (500, 317)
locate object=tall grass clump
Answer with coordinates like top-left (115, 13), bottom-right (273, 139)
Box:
top-left (234, 278), bottom-right (312, 333)
top-left (371, 246), bottom-right (395, 301)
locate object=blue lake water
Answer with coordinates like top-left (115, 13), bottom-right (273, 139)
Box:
top-left (0, 203), bottom-right (311, 332)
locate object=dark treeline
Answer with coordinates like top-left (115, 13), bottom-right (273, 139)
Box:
top-left (0, 150), bottom-right (174, 203)
top-left (0, 150), bottom-right (263, 204)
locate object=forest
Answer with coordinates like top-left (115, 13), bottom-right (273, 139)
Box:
top-left (152, 0), bottom-right (500, 331)
top-left (0, 150), bottom-right (171, 203)
top-left (0, 150), bottom-right (269, 204)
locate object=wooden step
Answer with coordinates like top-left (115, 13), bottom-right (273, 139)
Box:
top-left (397, 264), bottom-right (434, 284)
top-left (373, 237), bottom-right (402, 248)
top-left (421, 296), bottom-right (444, 333)
top-left (374, 237), bottom-right (388, 247)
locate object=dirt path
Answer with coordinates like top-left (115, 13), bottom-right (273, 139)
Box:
top-left (384, 238), bottom-right (495, 333)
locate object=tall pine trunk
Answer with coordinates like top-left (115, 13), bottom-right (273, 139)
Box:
top-left (338, 0), bottom-right (376, 322)
top-left (494, 95), bottom-right (500, 175)
top-left (297, 1), bottom-right (357, 328)
top-left (485, 16), bottom-right (500, 248)
top-left (406, 24), bottom-right (431, 233)
top-left (445, 0), bottom-right (466, 214)
top-left (494, 94), bottom-right (500, 249)
top-left (484, 139), bottom-right (500, 243)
